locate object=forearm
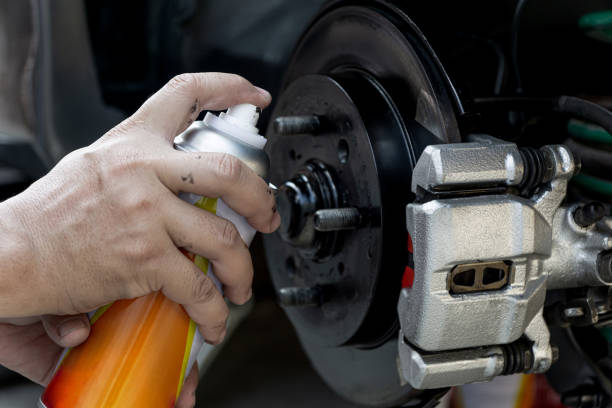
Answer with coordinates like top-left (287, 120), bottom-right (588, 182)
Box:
top-left (0, 197), bottom-right (37, 318)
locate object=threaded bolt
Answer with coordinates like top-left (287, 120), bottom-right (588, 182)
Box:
top-left (313, 208), bottom-right (361, 232)
top-left (273, 115), bottom-right (321, 135)
top-left (573, 202), bottom-right (607, 227)
top-left (278, 286), bottom-right (321, 307)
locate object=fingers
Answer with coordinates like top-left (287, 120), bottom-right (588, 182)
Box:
top-left (0, 321), bottom-right (63, 386)
top-left (158, 249), bottom-right (229, 344)
top-left (133, 73), bottom-right (272, 139)
top-left (41, 314), bottom-right (91, 348)
top-left (176, 364), bottom-right (199, 408)
top-left (162, 195), bottom-right (254, 305)
top-left (157, 151), bottom-right (280, 233)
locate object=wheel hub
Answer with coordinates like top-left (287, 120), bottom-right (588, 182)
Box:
top-left (262, 1), bottom-right (462, 406)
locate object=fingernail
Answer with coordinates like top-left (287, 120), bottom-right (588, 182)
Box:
top-left (58, 317), bottom-right (87, 338)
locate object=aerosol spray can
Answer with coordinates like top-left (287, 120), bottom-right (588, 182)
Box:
top-left (39, 104), bottom-right (269, 408)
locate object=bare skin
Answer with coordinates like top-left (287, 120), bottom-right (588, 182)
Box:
top-left (0, 72), bottom-right (279, 406)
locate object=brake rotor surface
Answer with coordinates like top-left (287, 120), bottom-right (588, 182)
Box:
top-left (263, 1), bottom-right (461, 405)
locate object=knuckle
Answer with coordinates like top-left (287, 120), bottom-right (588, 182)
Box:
top-left (208, 319), bottom-right (227, 333)
top-left (168, 73), bottom-right (199, 93)
top-left (218, 219), bottom-right (240, 248)
top-left (208, 306), bottom-right (229, 329)
top-left (213, 153), bottom-right (242, 184)
top-left (60, 148), bottom-right (104, 192)
top-left (191, 276), bottom-right (218, 303)
top-left (232, 74), bottom-right (250, 87)
top-left (106, 159), bottom-right (134, 179)
top-left (66, 147), bottom-right (100, 175)
top-left (77, 146), bottom-right (98, 164)
top-left (117, 192), bottom-right (162, 226)
top-left (108, 117), bottom-right (138, 136)
top-left (125, 194), bottom-right (155, 214)
top-left (124, 239), bottom-right (158, 264)
top-left (103, 152), bottom-right (152, 181)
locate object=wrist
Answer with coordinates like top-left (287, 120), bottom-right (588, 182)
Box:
top-left (0, 197), bottom-right (37, 317)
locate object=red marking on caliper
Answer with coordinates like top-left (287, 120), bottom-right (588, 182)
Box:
top-left (402, 266), bottom-right (415, 289)
top-left (402, 233), bottom-right (415, 288)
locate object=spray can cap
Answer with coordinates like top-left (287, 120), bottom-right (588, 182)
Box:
top-left (223, 104), bottom-right (260, 129)
top-left (204, 103), bottom-right (267, 149)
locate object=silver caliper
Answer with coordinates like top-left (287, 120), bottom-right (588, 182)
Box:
top-left (398, 136), bottom-right (612, 389)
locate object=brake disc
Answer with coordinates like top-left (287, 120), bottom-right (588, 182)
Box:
top-left (263, 1), bottom-right (462, 405)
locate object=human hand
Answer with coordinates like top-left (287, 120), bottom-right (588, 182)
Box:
top-left (0, 73), bottom-right (278, 350)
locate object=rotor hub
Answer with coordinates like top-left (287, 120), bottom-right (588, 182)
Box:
top-left (276, 159), bottom-right (341, 260)
top-left (262, 1), bottom-right (462, 405)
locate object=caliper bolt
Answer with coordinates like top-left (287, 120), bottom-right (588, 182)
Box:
top-left (278, 286), bottom-right (321, 307)
top-left (573, 202), bottom-right (607, 227)
top-left (273, 115), bottom-right (321, 135)
top-left (563, 307), bottom-right (585, 319)
top-left (313, 208), bottom-right (361, 232)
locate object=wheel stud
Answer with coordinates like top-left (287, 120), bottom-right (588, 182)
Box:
top-left (314, 208), bottom-right (361, 231)
top-left (278, 286), bottom-right (322, 307)
top-left (273, 115), bottom-right (321, 135)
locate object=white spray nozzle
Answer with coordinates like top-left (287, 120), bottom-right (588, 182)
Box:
top-left (204, 103), bottom-right (267, 149)
top-left (227, 104), bottom-right (260, 126)
top-left (220, 103), bottom-right (260, 133)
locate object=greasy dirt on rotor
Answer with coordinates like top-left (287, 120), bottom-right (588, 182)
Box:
top-left (266, 75), bottom-right (388, 348)
top-left (261, 1), bottom-right (461, 406)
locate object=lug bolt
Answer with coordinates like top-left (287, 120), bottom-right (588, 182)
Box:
top-left (314, 208), bottom-right (361, 232)
top-left (573, 202), bottom-right (607, 227)
top-left (273, 115), bottom-right (321, 135)
top-left (278, 286), bottom-right (321, 307)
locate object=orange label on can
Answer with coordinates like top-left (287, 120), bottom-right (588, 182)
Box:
top-left (41, 293), bottom-right (191, 407)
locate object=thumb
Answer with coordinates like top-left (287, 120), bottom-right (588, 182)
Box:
top-left (41, 314), bottom-right (91, 348)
